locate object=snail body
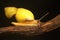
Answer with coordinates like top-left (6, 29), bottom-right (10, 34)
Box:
top-left (4, 7), bottom-right (48, 26)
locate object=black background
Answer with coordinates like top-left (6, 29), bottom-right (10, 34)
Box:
top-left (0, 0), bottom-right (60, 40)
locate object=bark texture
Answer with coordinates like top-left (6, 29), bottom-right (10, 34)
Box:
top-left (0, 14), bottom-right (60, 36)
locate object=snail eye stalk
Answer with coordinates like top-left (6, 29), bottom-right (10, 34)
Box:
top-left (38, 12), bottom-right (49, 21)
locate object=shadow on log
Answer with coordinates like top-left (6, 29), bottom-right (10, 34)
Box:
top-left (0, 14), bottom-right (60, 39)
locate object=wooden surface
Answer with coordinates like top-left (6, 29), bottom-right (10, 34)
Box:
top-left (0, 14), bottom-right (60, 36)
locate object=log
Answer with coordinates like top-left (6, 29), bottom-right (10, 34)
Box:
top-left (0, 14), bottom-right (60, 36)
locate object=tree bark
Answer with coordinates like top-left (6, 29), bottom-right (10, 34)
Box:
top-left (0, 14), bottom-right (60, 36)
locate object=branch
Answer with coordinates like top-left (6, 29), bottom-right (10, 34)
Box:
top-left (41, 14), bottom-right (60, 32)
top-left (0, 14), bottom-right (60, 36)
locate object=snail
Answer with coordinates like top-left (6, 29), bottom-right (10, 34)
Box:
top-left (4, 7), bottom-right (48, 26)
top-left (4, 7), bottom-right (17, 18)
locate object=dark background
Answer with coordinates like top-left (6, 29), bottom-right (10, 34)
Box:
top-left (0, 0), bottom-right (60, 40)
top-left (0, 0), bottom-right (60, 27)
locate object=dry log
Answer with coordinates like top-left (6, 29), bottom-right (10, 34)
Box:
top-left (0, 14), bottom-right (60, 36)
